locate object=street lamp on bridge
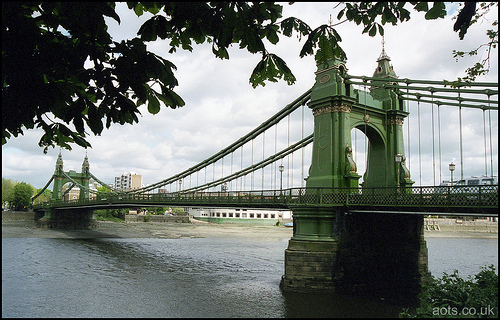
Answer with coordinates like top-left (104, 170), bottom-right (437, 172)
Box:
top-left (279, 164), bottom-right (284, 192)
top-left (395, 154), bottom-right (403, 187)
top-left (449, 162), bottom-right (456, 185)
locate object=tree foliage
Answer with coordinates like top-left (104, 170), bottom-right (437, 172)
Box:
top-left (12, 182), bottom-right (35, 211)
top-left (94, 208), bottom-right (127, 221)
top-left (33, 188), bottom-right (51, 205)
top-left (2, 177), bottom-right (17, 208)
top-left (2, 2), bottom-right (495, 153)
top-left (400, 265), bottom-right (498, 318)
top-left (452, 3), bottom-right (498, 82)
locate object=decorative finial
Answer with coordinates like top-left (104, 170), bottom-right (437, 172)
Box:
top-left (377, 35), bottom-right (391, 61)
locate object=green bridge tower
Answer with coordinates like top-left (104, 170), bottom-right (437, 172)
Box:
top-left (38, 152), bottom-right (95, 228)
top-left (281, 47), bottom-right (428, 302)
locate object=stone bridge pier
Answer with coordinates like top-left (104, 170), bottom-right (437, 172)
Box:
top-left (280, 207), bottom-right (429, 303)
top-left (36, 208), bottom-right (97, 229)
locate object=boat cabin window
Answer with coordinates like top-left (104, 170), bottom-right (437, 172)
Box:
top-left (481, 178), bottom-right (494, 185)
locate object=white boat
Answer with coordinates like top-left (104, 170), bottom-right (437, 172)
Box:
top-left (186, 207), bottom-right (292, 225)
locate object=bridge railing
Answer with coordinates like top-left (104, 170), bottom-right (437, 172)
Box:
top-left (33, 185), bottom-right (497, 213)
top-left (298, 185), bottom-right (498, 209)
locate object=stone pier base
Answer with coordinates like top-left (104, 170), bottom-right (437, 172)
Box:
top-left (280, 239), bottom-right (338, 292)
top-left (36, 208), bottom-right (97, 229)
top-left (281, 208), bottom-right (429, 303)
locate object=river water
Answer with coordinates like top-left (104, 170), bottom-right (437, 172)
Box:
top-left (2, 233), bottom-right (498, 318)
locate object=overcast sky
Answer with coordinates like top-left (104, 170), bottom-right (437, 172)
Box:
top-left (2, 2), bottom-right (498, 191)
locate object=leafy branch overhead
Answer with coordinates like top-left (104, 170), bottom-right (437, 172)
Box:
top-left (2, 2), bottom-right (496, 152)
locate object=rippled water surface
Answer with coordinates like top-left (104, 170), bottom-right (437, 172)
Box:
top-left (2, 235), bottom-right (497, 318)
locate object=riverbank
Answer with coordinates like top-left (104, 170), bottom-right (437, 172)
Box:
top-left (2, 217), bottom-right (497, 239)
top-left (1, 219), bottom-right (294, 239)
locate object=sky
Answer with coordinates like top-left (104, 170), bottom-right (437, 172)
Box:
top-left (2, 2), bottom-right (498, 191)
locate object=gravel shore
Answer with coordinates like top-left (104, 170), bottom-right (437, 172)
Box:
top-left (2, 219), bottom-right (497, 239)
top-left (1, 219), bottom-right (294, 239)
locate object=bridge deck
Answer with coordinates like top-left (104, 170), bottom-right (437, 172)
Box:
top-left (33, 185), bottom-right (498, 216)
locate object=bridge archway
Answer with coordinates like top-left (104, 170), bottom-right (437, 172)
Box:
top-left (350, 123), bottom-right (388, 188)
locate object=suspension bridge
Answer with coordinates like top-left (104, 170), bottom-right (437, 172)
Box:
top-left (31, 48), bottom-right (497, 298)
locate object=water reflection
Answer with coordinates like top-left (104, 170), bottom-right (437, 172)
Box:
top-left (281, 291), bottom-right (407, 318)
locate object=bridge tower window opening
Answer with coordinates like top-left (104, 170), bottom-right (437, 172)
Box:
top-left (351, 127), bottom-right (368, 186)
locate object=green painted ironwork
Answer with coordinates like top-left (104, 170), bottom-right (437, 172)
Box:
top-left (32, 53), bottom-right (498, 219)
top-left (306, 56), bottom-right (413, 190)
top-left (50, 152), bottom-right (91, 202)
top-left (33, 185), bottom-right (498, 216)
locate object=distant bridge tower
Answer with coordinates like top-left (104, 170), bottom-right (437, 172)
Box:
top-left (51, 152), bottom-right (91, 202)
top-left (38, 152), bottom-right (95, 228)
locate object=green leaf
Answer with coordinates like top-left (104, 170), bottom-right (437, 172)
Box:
top-left (147, 92), bottom-right (161, 114)
top-left (299, 27), bottom-right (319, 58)
top-left (132, 3), bottom-right (144, 16)
top-left (265, 24), bottom-right (280, 44)
top-left (413, 2), bottom-right (429, 12)
top-left (368, 24), bottom-right (377, 37)
top-left (101, 3), bottom-right (120, 24)
top-left (377, 24), bottom-right (384, 36)
top-left (138, 18), bottom-right (157, 41)
top-left (425, 2), bottom-right (446, 20)
top-left (87, 105), bottom-right (103, 135)
top-left (249, 53), bottom-right (296, 88)
top-left (337, 9), bottom-right (345, 20)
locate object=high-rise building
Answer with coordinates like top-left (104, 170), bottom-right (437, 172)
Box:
top-left (114, 172), bottom-right (142, 191)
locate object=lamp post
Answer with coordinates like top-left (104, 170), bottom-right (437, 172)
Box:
top-left (449, 162), bottom-right (455, 185)
top-left (279, 164), bottom-right (284, 193)
top-left (395, 154), bottom-right (403, 187)
top-left (179, 179), bottom-right (182, 192)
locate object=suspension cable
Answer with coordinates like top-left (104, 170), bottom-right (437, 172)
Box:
top-left (487, 93), bottom-right (494, 177)
top-left (262, 131), bottom-right (265, 189)
top-left (437, 103), bottom-right (442, 184)
top-left (287, 113), bottom-right (290, 188)
top-left (483, 108), bottom-right (488, 176)
top-left (181, 134), bottom-right (313, 193)
top-left (31, 175), bottom-right (54, 202)
top-left (363, 81), bottom-right (368, 179)
top-left (459, 91), bottom-right (464, 181)
top-left (240, 144), bottom-right (243, 190)
top-left (407, 82), bottom-right (411, 172)
top-left (251, 137), bottom-right (254, 190)
top-left (417, 95), bottom-right (422, 185)
top-left (301, 103), bottom-right (305, 187)
top-left (431, 90), bottom-right (436, 185)
top-left (274, 122), bottom-right (278, 190)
